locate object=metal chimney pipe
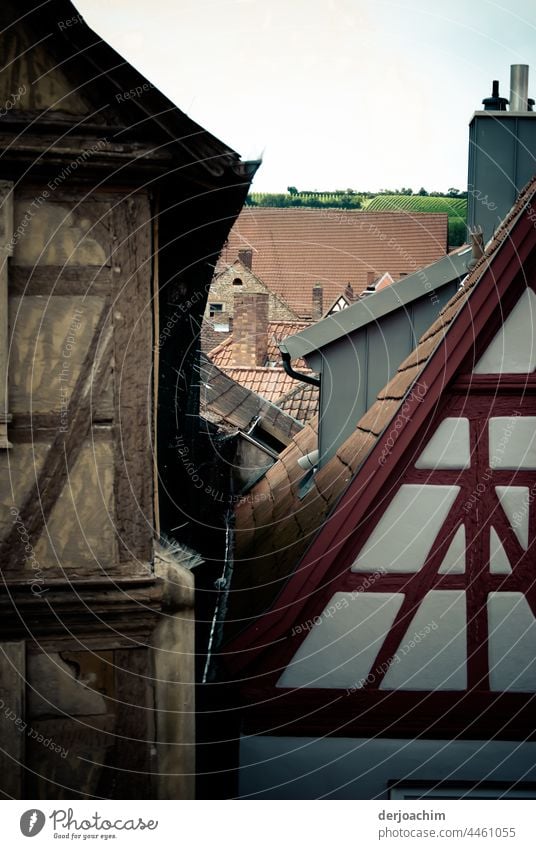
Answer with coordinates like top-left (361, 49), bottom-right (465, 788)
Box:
top-left (510, 64), bottom-right (529, 111)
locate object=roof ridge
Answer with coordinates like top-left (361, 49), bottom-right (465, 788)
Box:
top-left (224, 366), bottom-right (297, 373)
top-left (207, 335), bottom-right (234, 359)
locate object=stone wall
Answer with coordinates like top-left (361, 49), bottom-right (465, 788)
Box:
top-left (206, 262), bottom-right (298, 324)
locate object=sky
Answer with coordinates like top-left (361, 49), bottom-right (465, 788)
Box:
top-left (76, 0), bottom-right (536, 193)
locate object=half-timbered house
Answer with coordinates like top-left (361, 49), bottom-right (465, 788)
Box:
top-left (219, 177), bottom-right (536, 799)
top-left (0, 0), bottom-right (257, 799)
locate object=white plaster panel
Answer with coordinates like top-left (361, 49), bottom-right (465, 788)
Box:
top-left (488, 592), bottom-right (536, 691)
top-left (415, 418), bottom-right (470, 469)
top-left (438, 526), bottom-right (466, 574)
top-left (239, 735), bottom-right (536, 799)
top-left (473, 288), bottom-right (536, 374)
top-left (8, 295), bottom-right (104, 413)
top-left (489, 417), bottom-right (536, 469)
top-left (381, 591), bottom-right (467, 691)
top-left (496, 486), bottom-right (529, 549)
top-left (489, 527), bottom-right (512, 574)
top-left (13, 202), bottom-right (107, 266)
top-left (33, 439), bottom-right (116, 568)
top-left (277, 592), bottom-right (404, 690)
top-left (352, 485), bottom-right (460, 573)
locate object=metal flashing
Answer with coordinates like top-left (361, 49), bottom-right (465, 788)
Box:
top-left (279, 250), bottom-right (469, 359)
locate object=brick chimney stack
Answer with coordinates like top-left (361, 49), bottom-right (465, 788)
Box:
top-left (238, 248), bottom-right (253, 270)
top-left (366, 270), bottom-right (376, 287)
top-left (233, 292), bottom-right (269, 366)
top-left (312, 283), bottom-right (324, 320)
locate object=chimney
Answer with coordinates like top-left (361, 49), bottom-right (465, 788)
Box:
top-left (468, 64), bottom-right (536, 242)
top-left (344, 283), bottom-right (354, 301)
top-left (366, 271), bottom-right (376, 287)
top-left (482, 80), bottom-right (508, 111)
top-left (510, 64), bottom-right (529, 112)
top-left (232, 292), bottom-right (269, 366)
top-left (312, 283), bottom-right (323, 320)
top-left (238, 248), bottom-right (253, 270)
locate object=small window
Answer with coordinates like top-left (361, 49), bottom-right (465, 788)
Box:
top-left (232, 278), bottom-right (243, 286)
top-left (209, 303), bottom-right (223, 318)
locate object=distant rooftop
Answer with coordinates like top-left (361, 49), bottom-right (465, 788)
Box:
top-left (218, 208), bottom-right (449, 318)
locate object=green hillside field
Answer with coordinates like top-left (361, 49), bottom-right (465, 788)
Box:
top-left (363, 193), bottom-right (467, 219)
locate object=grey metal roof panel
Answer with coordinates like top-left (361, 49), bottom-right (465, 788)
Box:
top-left (279, 248), bottom-right (471, 359)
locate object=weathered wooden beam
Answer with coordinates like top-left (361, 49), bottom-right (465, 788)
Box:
top-left (0, 580), bottom-right (164, 645)
top-left (9, 421), bottom-right (112, 442)
top-left (0, 182), bottom-right (13, 449)
top-left (98, 649), bottom-right (156, 799)
top-left (10, 266), bottom-right (112, 297)
top-left (111, 195), bottom-right (154, 565)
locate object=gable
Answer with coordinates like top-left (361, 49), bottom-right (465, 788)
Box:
top-left (208, 262), bottom-right (298, 322)
top-left (278, 387), bottom-right (536, 697)
top-left (326, 294), bottom-right (351, 315)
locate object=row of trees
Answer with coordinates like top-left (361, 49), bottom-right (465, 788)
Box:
top-left (287, 187), bottom-right (467, 198)
top-left (248, 192), bottom-right (363, 209)
top-left (366, 187), bottom-right (467, 198)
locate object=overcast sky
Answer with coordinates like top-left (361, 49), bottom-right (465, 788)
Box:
top-left (76, 0), bottom-right (536, 193)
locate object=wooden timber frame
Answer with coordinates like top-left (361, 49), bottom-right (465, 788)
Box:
top-left (222, 190), bottom-right (536, 745)
top-left (0, 0), bottom-right (258, 799)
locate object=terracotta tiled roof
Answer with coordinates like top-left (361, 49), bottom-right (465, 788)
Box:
top-left (198, 354), bottom-right (302, 443)
top-left (225, 177), bottom-right (536, 634)
top-left (201, 318), bottom-right (232, 354)
top-left (267, 321), bottom-right (311, 362)
top-left (276, 381), bottom-right (319, 422)
top-left (218, 208), bottom-right (448, 318)
top-left (207, 320), bottom-right (311, 369)
top-left (206, 320), bottom-right (317, 421)
top-left (207, 336), bottom-right (234, 368)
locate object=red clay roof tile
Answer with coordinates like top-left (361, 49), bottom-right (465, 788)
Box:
top-left (208, 321), bottom-right (311, 369)
top-left (219, 208), bottom-right (449, 318)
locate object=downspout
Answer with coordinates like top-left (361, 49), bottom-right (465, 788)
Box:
top-left (280, 349), bottom-right (321, 387)
top-left (202, 507), bottom-right (234, 683)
